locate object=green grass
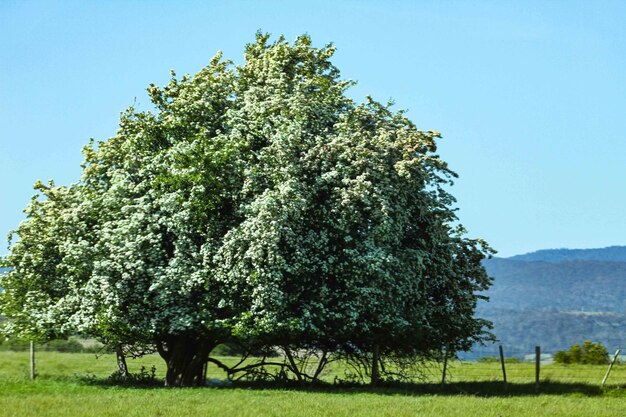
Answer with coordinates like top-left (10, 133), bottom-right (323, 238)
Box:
top-left (2, 351), bottom-right (626, 417)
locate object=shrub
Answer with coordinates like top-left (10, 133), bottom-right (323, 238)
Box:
top-left (580, 340), bottom-right (609, 365)
top-left (107, 365), bottom-right (159, 386)
top-left (554, 341), bottom-right (609, 365)
top-left (6, 339), bottom-right (30, 351)
top-left (211, 343), bottom-right (245, 356)
top-left (554, 350), bottom-right (570, 364)
top-left (0, 337), bottom-right (107, 353)
top-left (43, 339), bottom-right (84, 353)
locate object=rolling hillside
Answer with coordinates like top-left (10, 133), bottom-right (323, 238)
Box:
top-left (479, 246), bottom-right (626, 354)
top-left (509, 246), bottom-right (626, 263)
top-left (483, 258), bottom-right (626, 312)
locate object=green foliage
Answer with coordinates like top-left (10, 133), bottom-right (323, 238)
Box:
top-left (1, 33), bottom-right (493, 386)
top-left (554, 350), bottom-right (570, 364)
top-left (210, 343), bottom-right (245, 357)
top-left (0, 337), bottom-right (105, 353)
top-left (43, 339), bottom-right (84, 353)
top-left (554, 341), bottom-right (609, 365)
top-left (107, 365), bottom-right (159, 386)
top-left (569, 344), bottom-right (582, 364)
top-left (0, 338), bottom-right (30, 351)
top-left (580, 341), bottom-right (609, 365)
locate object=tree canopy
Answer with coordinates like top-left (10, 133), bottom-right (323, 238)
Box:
top-left (1, 34), bottom-right (493, 386)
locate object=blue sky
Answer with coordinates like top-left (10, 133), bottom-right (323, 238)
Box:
top-left (1, 1), bottom-right (625, 257)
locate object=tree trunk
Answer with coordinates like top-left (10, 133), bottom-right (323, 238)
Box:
top-left (371, 344), bottom-right (380, 386)
top-left (115, 344), bottom-right (129, 378)
top-left (157, 335), bottom-right (213, 387)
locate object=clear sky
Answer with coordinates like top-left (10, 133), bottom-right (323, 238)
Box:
top-left (1, 1), bottom-right (625, 257)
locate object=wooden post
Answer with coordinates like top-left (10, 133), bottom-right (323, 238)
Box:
top-left (499, 345), bottom-right (507, 389)
top-left (535, 346), bottom-right (540, 393)
top-left (601, 349), bottom-right (621, 388)
top-left (30, 341), bottom-right (36, 380)
top-left (371, 344), bottom-right (380, 386)
top-left (441, 350), bottom-right (448, 386)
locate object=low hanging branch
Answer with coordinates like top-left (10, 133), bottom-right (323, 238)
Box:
top-left (206, 348), bottom-right (333, 383)
top-left (207, 356), bottom-right (293, 380)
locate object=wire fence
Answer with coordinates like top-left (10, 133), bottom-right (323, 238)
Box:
top-left (3, 344), bottom-right (626, 388)
top-left (435, 345), bottom-right (626, 386)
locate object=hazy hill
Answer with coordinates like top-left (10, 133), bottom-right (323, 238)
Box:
top-left (478, 308), bottom-right (626, 353)
top-left (478, 247), bottom-right (626, 355)
top-left (509, 245), bottom-right (626, 263)
top-left (482, 258), bottom-right (626, 312)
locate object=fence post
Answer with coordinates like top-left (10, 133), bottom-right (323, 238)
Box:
top-left (30, 341), bottom-right (36, 380)
top-left (535, 346), bottom-right (540, 393)
top-left (499, 345), bottom-right (507, 390)
top-left (601, 349), bottom-right (621, 388)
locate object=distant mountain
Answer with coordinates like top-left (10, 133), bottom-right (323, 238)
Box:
top-left (509, 245), bottom-right (626, 262)
top-left (482, 258), bottom-right (626, 312)
top-left (478, 247), bottom-right (626, 355)
top-left (478, 309), bottom-right (626, 353)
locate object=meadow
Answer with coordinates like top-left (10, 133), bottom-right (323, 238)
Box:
top-left (2, 351), bottom-right (626, 416)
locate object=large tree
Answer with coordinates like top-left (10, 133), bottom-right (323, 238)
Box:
top-left (1, 34), bottom-right (493, 386)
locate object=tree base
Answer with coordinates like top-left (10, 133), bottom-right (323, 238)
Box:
top-left (157, 334), bottom-right (213, 387)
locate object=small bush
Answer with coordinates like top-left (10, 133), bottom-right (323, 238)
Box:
top-left (554, 350), bottom-right (570, 364)
top-left (43, 339), bottom-right (84, 353)
top-left (211, 343), bottom-right (245, 356)
top-left (107, 365), bottom-right (159, 386)
top-left (553, 341), bottom-right (609, 365)
top-left (6, 339), bottom-right (30, 351)
top-left (0, 337), bottom-right (109, 353)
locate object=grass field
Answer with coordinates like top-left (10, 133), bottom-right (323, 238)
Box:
top-left (2, 351), bottom-right (626, 416)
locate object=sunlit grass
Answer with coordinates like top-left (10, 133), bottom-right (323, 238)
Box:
top-left (2, 351), bottom-right (626, 417)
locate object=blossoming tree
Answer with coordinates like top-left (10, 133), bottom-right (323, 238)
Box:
top-left (1, 34), bottom-right (493, 386)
